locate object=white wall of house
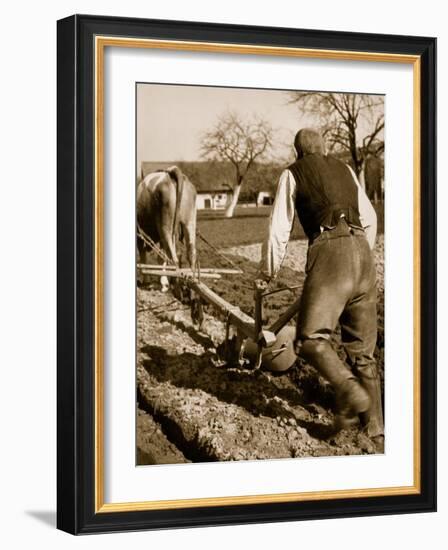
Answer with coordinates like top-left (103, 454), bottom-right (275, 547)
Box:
top-left (257, 191), bottom-right (274, 206)
top-left (196, 192), bottom-right (231, 210)
top-left (196, 193), bottom-right (213, 210)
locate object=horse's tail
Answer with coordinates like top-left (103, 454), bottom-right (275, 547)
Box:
top-left (166, 166), bottom-right (185, 246)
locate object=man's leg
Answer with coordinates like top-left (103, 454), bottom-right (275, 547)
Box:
top-left (297, 237), bottom-right (370, 426)
top-left (340, 283), bottom-right (384, 442)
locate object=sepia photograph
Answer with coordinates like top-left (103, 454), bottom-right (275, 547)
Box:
top-left (135, 82), bottom-right (385, 466)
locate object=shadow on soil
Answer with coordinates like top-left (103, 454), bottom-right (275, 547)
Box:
top-left (154, 311), bottom-right (216, 350)
top-left (140, 344), bottom-right (336, 441)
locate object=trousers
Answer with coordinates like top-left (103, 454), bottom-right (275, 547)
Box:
top-left (297, 219), bottom-right (384, 437)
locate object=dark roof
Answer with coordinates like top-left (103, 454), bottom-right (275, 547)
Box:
top-left (140, 160), bottom-right (285, 195)
top-left (197, 188), bottom-right (232, 194)
top-left (141, 161), bottom-right (176, 178)
top-left (140, 161), bottom-right (233, 193)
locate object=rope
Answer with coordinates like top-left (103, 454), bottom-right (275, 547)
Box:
top-left (138, 219), bottom-right (243, 275)
top-left (197, 231), bottom-right (243, 272)
top-left (137, 223), bottom-right (174, 266)
top-left (138, 223), bottom-right (251, 291)
top-left (196, 231), bottom-right (255, 293)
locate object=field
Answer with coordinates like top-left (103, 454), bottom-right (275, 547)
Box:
top-left (137, 207), bottom-right (385, 464)
top-left (197, 206), bottom-right (304, 247)
top-left (197, 203), bottom-right (384, 247)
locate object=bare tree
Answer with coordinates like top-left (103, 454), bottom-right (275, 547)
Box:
top-left (201, 112), bottom-right (274, 217)
top-left (289, 92), bottom-right (384, 188)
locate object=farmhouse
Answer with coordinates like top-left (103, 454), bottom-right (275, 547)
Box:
top-left (194, 180), bottom-right (232, 210)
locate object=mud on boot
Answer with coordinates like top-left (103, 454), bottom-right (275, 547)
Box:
top-left (355, 364), bottom-right (384, 442)
top-left (333, 378), bottom-right (370, 432)
top-left (370, 434), bottom-right (385, 454)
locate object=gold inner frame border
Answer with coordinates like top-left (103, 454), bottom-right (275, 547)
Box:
top-left (94, 35), bottom-right (421, 513)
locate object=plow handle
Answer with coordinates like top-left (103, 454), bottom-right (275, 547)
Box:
top-left (254, 280), bottom-right (268, 369)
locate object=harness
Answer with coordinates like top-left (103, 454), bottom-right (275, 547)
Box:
top-left (156, 167), bottom-right (185, 248)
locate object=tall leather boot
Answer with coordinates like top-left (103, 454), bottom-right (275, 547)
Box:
top-left (355, 364), bottom-right (384, 450)
top-left (299, 338), bottom-right (370, 426)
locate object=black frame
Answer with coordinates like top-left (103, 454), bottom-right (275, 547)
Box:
top-left (57, 14), bottom-right (436, 534)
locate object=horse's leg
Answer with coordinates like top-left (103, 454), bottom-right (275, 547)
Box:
top-left (158, 222), bottom-right (178, 293)
top-left (181, 217), bottom-right (197, 272)
top-left (154, 253), bottom-right (169, 292)
top-left (180, 215), bottom-right (203, 327)
top-left (137, 238), bottom-right (151, 285)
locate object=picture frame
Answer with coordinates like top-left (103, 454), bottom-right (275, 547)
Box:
top-left (57, 14), bottom-right (436, 534)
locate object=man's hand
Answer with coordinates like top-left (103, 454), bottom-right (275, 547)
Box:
top-left (254, 278), bottom-right (269, 292)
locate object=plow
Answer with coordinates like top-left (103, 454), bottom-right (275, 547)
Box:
top-left (137, 226), bottom-right (301, 373)
top-left (136, 225), bottom-right (385, 461)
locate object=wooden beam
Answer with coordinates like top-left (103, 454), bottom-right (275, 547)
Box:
top-left (268, 296), bottom-right (302, 335)
top-left (188, 280), bottom-right (255, 339)
top-left (137, 264), bottom-right (242, 275)
top-left (139, 269), bottom-right (221, 280)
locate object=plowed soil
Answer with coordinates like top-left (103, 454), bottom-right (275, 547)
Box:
top-left (137, 237), bottom-right (384, 464)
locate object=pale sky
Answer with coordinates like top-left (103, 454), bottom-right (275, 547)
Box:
top-left (136, 84), bottom-right (314, 170)
top-left (136, 83), bottom-right (383, 172)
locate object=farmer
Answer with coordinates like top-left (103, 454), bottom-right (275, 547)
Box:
top-left (256, 128), bottom-right (384, 450)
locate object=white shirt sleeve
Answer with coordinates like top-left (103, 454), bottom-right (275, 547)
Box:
top-left (347, 165), bottom-right (377, 250)
top-left (258, 169), bottom-right (296, 281)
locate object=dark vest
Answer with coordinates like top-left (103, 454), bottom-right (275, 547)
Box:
top-left (288, 154), bottom-right (361, 239)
